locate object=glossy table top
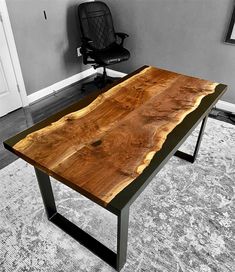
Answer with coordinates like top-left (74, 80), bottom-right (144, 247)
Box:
top-left (4, 66), bottom-right (227, 213)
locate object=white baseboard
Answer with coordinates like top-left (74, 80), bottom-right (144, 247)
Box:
top-left (216, 100), bottom-right (235, 113)
top-left (28, 67), bottom-right (126, 104)
top-left (28, 68), bottom-right (96, 104)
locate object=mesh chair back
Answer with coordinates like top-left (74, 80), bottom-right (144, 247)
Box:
top-left (78, 1), bottom-right (116, 50)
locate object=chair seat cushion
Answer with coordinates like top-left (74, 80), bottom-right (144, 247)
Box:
top-left (90, 43), bottom-right (130, 65)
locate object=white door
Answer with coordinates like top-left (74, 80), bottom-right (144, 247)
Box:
top-left (0, 16), bottom-right (22, 117)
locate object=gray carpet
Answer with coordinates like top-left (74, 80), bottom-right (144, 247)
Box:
top-left (0, 118), bottom-right (235, 272)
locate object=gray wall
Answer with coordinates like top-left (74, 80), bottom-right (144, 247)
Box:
top-left (6, 0), bottom-right (86, 95)
top-left (103, 0), bottom-right (235, 104)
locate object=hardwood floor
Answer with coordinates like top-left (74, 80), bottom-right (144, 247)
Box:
top-left (0, 76), bottom-right (99, 169)
top-left (0, 76), bottom-right (234, 170)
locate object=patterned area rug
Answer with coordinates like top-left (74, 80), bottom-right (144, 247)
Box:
top-left (0, 118), bottom-right (234, 272)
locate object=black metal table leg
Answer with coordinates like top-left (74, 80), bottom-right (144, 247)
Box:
top-left (174, 115), bottom-right (208, 163)
top-left (34, 167), bottom-right (130, 271)
top-left (117, 207), bottom-right (130, 271)
top-left (34, 167), bottom-right (57, 219)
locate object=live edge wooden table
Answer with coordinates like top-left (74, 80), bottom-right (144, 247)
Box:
top-left (4, 66), bottom-right (227, 271)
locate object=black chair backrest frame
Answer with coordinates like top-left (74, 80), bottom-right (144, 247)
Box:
top-left (78, 1), bottom-right (116, 50)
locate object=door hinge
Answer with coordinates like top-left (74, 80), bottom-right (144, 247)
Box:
top-left (17, 84), bottom-right (20, 93)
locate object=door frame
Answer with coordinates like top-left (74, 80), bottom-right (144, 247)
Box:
top-left (0, 0), bottom-right (28, 107)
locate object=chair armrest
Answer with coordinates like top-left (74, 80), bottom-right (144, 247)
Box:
top-left (115, 32), bottom-right (129, 46)
top-left (80, 38), bottom-right (94, 53)
top-left (80, 38), bottom-right (95, 64)
top-left (81, 37), bottom-right (94, 49)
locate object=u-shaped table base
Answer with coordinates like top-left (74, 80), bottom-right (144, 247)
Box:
top-left (34, 167), bottom-right (129, 271)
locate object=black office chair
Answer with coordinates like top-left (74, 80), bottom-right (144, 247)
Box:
top-left (77, 1), bottom-right (130, 91)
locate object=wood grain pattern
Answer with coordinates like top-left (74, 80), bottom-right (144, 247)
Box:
top-left (13, 66), bottom-right (218, 206)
